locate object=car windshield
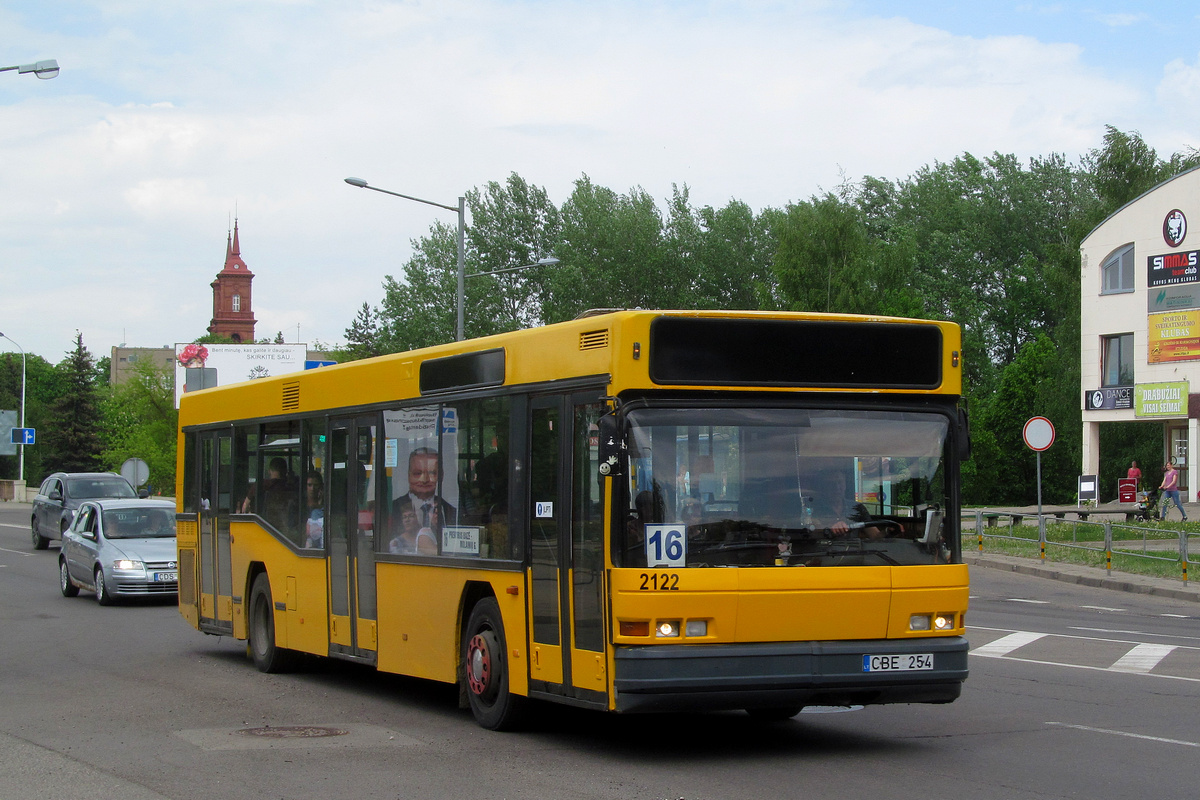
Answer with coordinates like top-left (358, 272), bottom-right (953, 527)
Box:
top-left (617, 407), bottom-right (955, 568)
top-left (102, 509), bottom-right (176, 539)
top-left (69, 478), bottom-right (137, 500)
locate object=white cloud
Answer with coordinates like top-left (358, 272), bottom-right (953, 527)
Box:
top-left (0, 0), bottom-right (1191, 360)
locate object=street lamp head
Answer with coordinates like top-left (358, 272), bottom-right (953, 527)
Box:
top-left (344, 177), bottom-right (369, 188)
top-left (20, 59), bottom-right (59, 79)
top-left (536, 257), bottom-right (561, 267)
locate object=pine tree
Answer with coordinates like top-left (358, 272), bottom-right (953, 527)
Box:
top-left (42, 332), bottom-right (105, 473)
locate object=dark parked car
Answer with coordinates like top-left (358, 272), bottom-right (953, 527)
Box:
top-left (31, 473), bottom-right (140, 550)
top-left (59, 498), bottom-right (178, 604)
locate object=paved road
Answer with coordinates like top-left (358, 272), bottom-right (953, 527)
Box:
top-left (2, 501), bottom-right (1198, 800)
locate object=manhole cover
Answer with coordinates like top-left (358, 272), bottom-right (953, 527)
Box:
top-left (235, 726), bottom-right (349, 739)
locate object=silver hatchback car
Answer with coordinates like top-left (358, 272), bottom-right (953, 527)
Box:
top-left (59, 499), bottom-right (178, 605)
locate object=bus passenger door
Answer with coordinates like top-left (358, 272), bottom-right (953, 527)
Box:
top-left (327, 415), bottom-right (379, 662)
top-left (527, 393), bottom-right (608, 705)
top-left (197, 429), bottom-right (234, 634)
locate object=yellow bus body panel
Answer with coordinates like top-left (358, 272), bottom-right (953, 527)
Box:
top-left (375, 562), bottom-right (529, 696)
top-left (230, 522), bottom-right (330, 655)
top-left (610, 563), bottom-right (968, 645)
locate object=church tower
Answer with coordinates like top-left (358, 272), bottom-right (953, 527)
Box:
top-left (208, 219), bottom-right (257, 343)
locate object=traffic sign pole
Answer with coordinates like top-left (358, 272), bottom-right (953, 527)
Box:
top-left (1023, 417), bottom-right (1056, 519)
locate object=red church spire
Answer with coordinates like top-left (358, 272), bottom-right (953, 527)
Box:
top-left (209, 218), bottom-right (257, 342)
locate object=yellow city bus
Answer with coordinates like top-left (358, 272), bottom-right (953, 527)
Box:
top-left (176, 310), bottom-right (970, 729)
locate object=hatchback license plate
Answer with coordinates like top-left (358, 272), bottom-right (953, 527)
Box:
top-left (862, 653), bottom-right (934, 672)
top-left (154, 572), bottom-right (177, 582)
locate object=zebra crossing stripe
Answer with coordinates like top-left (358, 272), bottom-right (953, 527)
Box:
top-left (971, 631), bottom-right (1047, 657)
top-left (1110, 643), bottom-right (1177, 674)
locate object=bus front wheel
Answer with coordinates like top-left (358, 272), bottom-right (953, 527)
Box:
top-left (248, 573), bottom-right (296, 673)
top-left (463, 597), bottom-right (526, 730)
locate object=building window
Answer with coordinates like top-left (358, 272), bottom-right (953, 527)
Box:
top-left (1101, 244), bottom-right (1134, 294)
top-left (1102, 333), bottom-right (1134, 386)
top-left (232, 294), bottom-right (241, 312)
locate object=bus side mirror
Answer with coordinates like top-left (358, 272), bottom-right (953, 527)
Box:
top-left (597, 414), bottom-right (626, 477)
top-left (958, 407), bottom-right (971, 461)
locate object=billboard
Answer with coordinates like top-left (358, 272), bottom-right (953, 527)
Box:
top-left (1148, 310), bottom-right (1200, 363)
top-left (1134, 381), bottom-right (1189, 417)
top-left (174, 343), bottom-right (308, 407)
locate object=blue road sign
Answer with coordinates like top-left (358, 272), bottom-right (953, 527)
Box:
top-left (305, 360), bottom-right (337, 370)
top-left (10, 427), bottom-right (35, 445)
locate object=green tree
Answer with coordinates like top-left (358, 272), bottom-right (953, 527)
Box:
top-left (0, 351), bottom-right (57, 482)
top-left (466, 173), bottom-right (561, 331)
top-left (342, 302), bottom-right (385, 361)
top-left (377, 220), bottom-right (461, 350)
top-left (41, 333), bottom-right (105, 474)
top-left (102, 360), bottom-right (178, 495)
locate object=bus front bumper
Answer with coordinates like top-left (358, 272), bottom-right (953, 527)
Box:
top-left (612, 636), bottom-right (968, 713)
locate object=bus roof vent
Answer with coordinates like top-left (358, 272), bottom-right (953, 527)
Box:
top-left (281, 381), bottom-right (300, 411)
top-left (579, 329), bottom-right (610, 350)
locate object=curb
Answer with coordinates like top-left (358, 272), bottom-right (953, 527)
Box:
top-left (965, 554), bottom-right (1200, 604)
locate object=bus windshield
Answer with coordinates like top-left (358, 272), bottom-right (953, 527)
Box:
top-left (619, 407), bottom-right (954, 568)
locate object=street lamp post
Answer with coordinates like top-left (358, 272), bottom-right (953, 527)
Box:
top-left (0, 59), bottom-right (60, 79)
top-left (0, 332), bottom-right (27, 484)
top-left (345, 177), bottom-right (467, 341)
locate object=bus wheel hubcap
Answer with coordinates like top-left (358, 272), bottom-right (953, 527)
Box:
top-left (467, 631), bottom-right (497, 697)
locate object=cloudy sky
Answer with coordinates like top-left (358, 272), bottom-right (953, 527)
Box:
top-left (2, 1), bottom-right (1199, 361)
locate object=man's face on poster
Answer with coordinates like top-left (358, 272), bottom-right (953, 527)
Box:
top-left (408, 453), bottom-right (440, 500)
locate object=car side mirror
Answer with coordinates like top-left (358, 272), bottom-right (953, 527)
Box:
top-left (597, 413), bottom-right (626, 478)
top-left (81, 529), bottom-right (97, 541)
top-left (138, 488), bottom-right (150, 499)
top-left (49, 489), bottom-right (62, 501)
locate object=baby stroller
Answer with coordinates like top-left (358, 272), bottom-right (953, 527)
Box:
top-left (1135, 488), bottom-right (1159, 522)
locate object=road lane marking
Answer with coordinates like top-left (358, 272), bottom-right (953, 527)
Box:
top-left (0, 522), bottom-right (31, 529)
top-left (1110, 643), bottom-right (1177, 673)
top-left (971, 631), bottom-right (1047, 657)
top-left (1005, 598), bottom-right (1050, 604)
top-left (0, 546), bottom-right (33, 557)
top-left (1071, 626), bottom-right (1200, 643)
top-left (1046, 722), bottom-right (1199, 748)
top-left (1080, 605), bottom-right (1126, 612)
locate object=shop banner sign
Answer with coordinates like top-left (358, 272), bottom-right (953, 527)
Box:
top-left (1148, 250), bottom-right (1200, 287)
top-left (1149, 284), bottom-right (1200, 313)
top-left (1149, 310), bottom-right (1200, 363)
top-left (1084, 387), bottom-right (1132, 410)
top-left (1135, 381), bottom-right (1189, 417)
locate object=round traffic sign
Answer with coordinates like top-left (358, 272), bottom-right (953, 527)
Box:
top-left (1023, 416), bottom-right (1055, 452)
top-left (121, 457), bottom-right (150, 487)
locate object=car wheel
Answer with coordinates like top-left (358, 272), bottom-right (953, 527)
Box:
top-left (59, 559), bottom-right (79, 597)
top-left (247, 573), bottom-right (296, 673)
top-left (94, 567), bottom-right (115, 606)
top-left (31, 518), bottom-right (49, 550)
top-left (462, 597), bottom-right (526, 730)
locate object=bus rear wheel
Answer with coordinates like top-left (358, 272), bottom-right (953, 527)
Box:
top-left (463, 597), bottom-right (526, 730)
top-left (248, 573), bottom-right (296, 673)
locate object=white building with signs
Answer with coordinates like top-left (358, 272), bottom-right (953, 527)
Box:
top-left (1081, 166), bottom-right (1200, 500)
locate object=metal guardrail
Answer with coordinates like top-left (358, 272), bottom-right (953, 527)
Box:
top-left (965, 509), bottom-right (1195, 583)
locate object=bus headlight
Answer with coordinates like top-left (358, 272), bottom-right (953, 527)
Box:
top-left (685, 620), bottom-right (707, 637)
top-left (909, 614), bottom-right (931, 631)
top-left (656, 621), bottom-right (680, 638)
top-left (933, 613), bottom-right (954, 631)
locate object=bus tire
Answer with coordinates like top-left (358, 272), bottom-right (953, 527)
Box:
top-left (248, 573), bottom-right (296, 673)
top-left (463, 597), bottom-right (526, 731)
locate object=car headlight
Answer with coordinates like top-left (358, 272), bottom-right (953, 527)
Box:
top-left (113, 559), bottom-right (144, 572)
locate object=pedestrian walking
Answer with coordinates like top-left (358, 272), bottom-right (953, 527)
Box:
top-left (1158, 462), bottom-right (1187, 522)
